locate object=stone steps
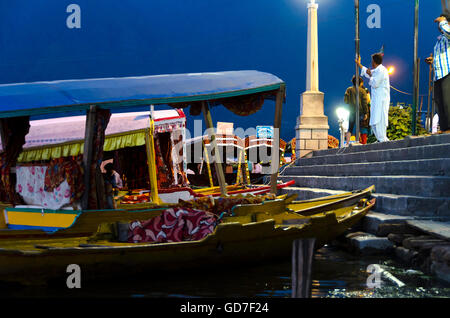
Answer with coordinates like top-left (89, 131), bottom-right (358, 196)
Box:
top-left (293, 143), bottom-right (450, 166)
top-left (280, 175), bottom-right (450, 198)
top-left (371, 193), bottom-right (450, 217)
top-left (280, 134), bottom-right (450, 217)
top-left (281, 186), bottom-right (450, 217)
top-left (284, 158), bottom-right (450, 177)
top-left (311, 134), bottom-right (450, 157)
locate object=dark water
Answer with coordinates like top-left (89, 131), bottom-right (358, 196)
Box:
top-left (1, 245), bottom-right (449, 298)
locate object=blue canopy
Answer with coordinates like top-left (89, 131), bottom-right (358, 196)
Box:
top-left (0, 70), bottom-right (284, 118)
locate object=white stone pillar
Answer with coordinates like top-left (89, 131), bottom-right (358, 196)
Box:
top-left (296, 0), bottom-right (329, 159)
top-left (306, 0), bottom-right (319, 92)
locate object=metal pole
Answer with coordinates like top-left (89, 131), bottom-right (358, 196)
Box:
top-left (355, 0), bottom-right (360, 142)
top-left (412, 0), bottom-right (419, 135)
top-left (431, 67), bottom-right (436, 130)
top-left (426, 55), bottom-right (432, 131)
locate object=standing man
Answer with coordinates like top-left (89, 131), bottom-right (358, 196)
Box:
top-left (426, 13), bottom-right (450, 134)
top-left (356, 53), bottom-right (390, 142)
top-left (344, 75), bottom-right (370, 144)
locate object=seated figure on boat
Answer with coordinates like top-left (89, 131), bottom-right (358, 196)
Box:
top-left (104, 163), bottom-right (123, 190)
top-left (103, 163), bottom-right (123, 209)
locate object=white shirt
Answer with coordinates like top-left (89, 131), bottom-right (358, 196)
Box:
top-left (432, 114), bottom-right (439, 133)
top-left (112, 171), bottom-right (123, 188)
top-left (361, 64), bottom-right (390, 127)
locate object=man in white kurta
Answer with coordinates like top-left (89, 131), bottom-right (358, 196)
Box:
top-left (357, 53), bottom-right (391, 142)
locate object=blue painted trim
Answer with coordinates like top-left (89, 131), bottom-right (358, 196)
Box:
top-left (7, 224), bottom-right (62, 233)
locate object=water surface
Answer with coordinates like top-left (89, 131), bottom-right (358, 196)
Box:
top-left (1, 245), bottom-right (449, 298)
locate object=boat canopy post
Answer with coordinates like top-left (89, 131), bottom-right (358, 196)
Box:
top-left (202, 140), bottom-right (214, 188)
top-left (145, 119), bottom-right (161, 205)
top-left (81, 105), bottom-right (111, 210)
top-left (235, 148), bottom-right (244, 184)
top-left (243, 150), bottom-right (251, 184)
top-left (0, 116), bottom-right (30, 204)
top-left (270, 85), bottom-right (285, 194)
top-left (201, 101), bottom-right (227, 196)
top-left (81, 105), bottom-right (97, 210)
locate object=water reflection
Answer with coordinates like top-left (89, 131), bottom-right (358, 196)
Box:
top-left (0, 245), bottom-right (449, 298)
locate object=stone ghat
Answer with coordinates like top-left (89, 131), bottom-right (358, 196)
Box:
top-left (332, 211), bottom-right (450, 284)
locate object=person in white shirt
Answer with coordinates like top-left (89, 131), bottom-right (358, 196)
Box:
top-left (356, 53), bottom-right (391, 142)
top-left (432, 113), bottom-right (440, 133)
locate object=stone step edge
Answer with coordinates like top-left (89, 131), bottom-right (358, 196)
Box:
top-left (281, 187), bottom-right (450, 201)
top-left (371, 192), bottom-right (450, 201)
top-left (280, 175), bottom-right (450, 181)
top-left (362, 211), bottom-right (450, 236)
top-left (280, 186), bottom-right (348, 194)
top-left (312, 134), bottom-right (450, 157)
top-left (301, 143), bottom-right (450, 162)
top-left (282, 157), bottom-right (450, 172)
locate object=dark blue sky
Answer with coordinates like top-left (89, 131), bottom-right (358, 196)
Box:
top-left (0, 0), bottom-right (444, 140)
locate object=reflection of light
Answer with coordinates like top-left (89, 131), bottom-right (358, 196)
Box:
top-left (387, 66), bottom-right (395, 75)
top-left (336, 107), bottom-right (350, 122)
top-left (336, 107), bottom-right (349, 148)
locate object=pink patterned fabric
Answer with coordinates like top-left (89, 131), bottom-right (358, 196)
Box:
top-left (128, 207), bottom-right (218, 243)
top-left (15, 165), bottom-right (73, 210)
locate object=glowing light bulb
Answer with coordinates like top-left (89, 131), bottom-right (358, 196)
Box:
top-left (387, 66), bottom-right (395, 75)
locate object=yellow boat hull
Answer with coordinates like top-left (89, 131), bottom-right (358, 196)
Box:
top-left (0, 200), bottom-right (374, 285)
top-left (0, 186), bottom-right (373, 239)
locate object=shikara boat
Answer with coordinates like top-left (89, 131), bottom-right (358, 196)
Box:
top-left (0, 199), bottom-right (375, 285)
top-left (287, 185), bottom-right (375, 216)
top-left (228, 185), bottom-right (374, 217)
top-left (11, 109), bottom-right (294, 205)
top-left (0, 70), bottom-right (287, 231)
top-left (0, 185), bottom-right (374, 238)
top-left (0, 71), bottom-right (376, 286)
top-left (123, 179), bottom-right (295, 204)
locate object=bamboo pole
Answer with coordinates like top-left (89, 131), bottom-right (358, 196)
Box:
top-left (244, 150), bottom-right (251, 185)
top-left (270, 85), bottom-right (285, 194)
top-left (202, 141), bottom-right (214, 188)
top-left (202, 101), bottom-right (227, 196)
top-left (235, 149), bottom-right (244, 184)
top-left (145, 122), bottom-right (161, 205)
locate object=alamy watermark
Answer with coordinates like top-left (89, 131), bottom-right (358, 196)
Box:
top-left (66, 264), bottom-right (81, 288)
top-left (366, 264), bottom-right (382, 289)
top-left (367, 4), bottom-right (381, 29)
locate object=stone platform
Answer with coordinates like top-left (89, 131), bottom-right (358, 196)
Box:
top-left (280, 134), bottom-right (450, 217)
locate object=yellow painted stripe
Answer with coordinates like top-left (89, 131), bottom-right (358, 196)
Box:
top-left (6, 211), bottom-right (78, 228)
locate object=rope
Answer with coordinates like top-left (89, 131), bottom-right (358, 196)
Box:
top-left (390, 85), bottom-right (428, 97)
